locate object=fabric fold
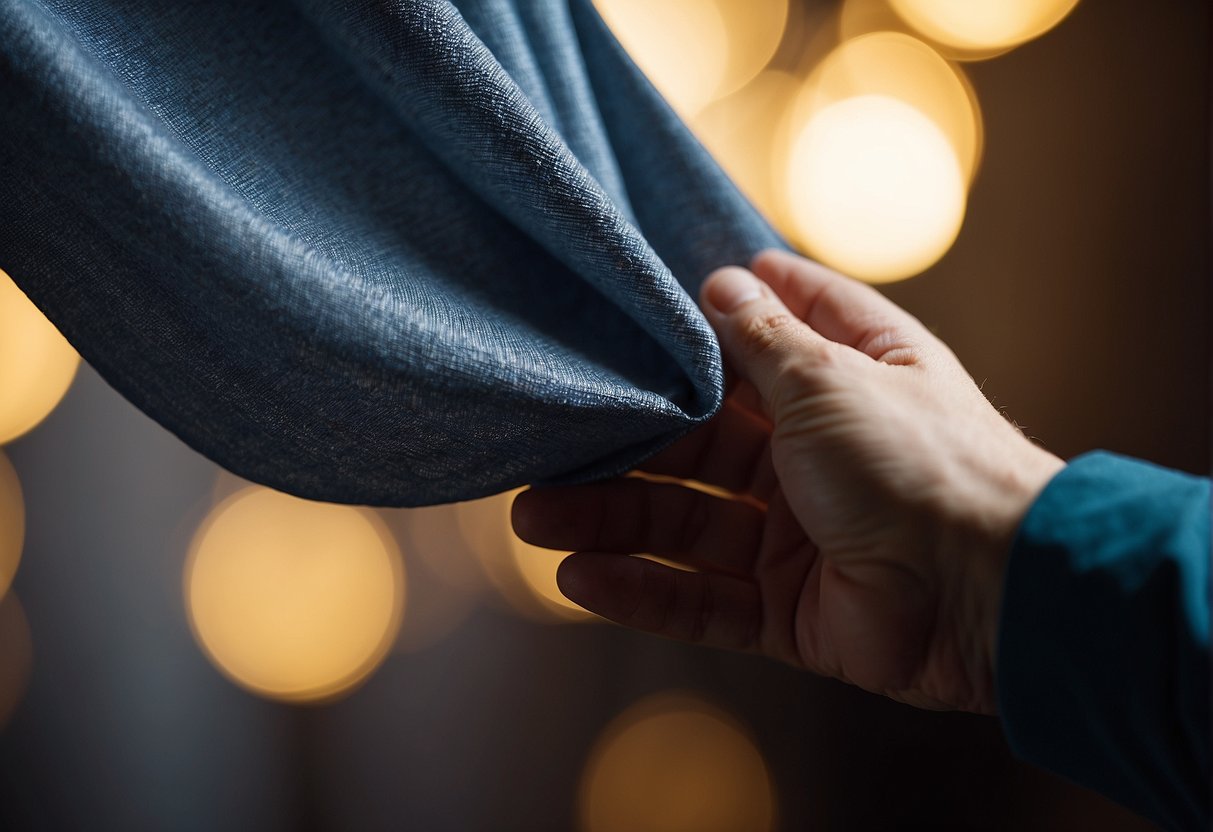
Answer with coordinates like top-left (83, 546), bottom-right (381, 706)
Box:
top-left (0, 0), bottom-right (782, 505)
top-left (294, 0), bottom-right (720, 414)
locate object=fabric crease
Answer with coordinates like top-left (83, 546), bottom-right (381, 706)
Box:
top-left (0, 0), bottom-right (782, 505)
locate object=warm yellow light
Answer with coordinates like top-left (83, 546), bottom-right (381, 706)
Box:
top-left (458, 490), bottom-right (592, 623)
top-left (210, 469), bottom-right (252, 506)
top-left (593, 0), bottom-right (730, 117)
top-left (0, 268), bottom-right (80, 444)
top-left (507, 529), bottom-right (591, 621)
top-left (839, 0), bottom-right (913, 44)
top-left (0, 451), bottom-right (22, 601)
top-left (711, 0), bottom-right (789, 100)
top-left (690, 70), bottom-right (802, 223)
top-left (593, 0), bottom-right (788, 118)
top-left (0, 593), bottom-right (33, 729)
top-left (579, 691), bottom-right (776, 832)
top-left (783, 95), bottom-right (966, 282)
top-left (792, 31), bottom-right (981, 184)
top-left (888, 0), bottom-right (1081, 54)
top-left (185, 487), bottom-right (404, 702)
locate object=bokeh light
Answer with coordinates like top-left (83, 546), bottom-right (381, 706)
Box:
top-left (790, 31), bottom-right (982, 183)
top-left (711, 0), bottom-right (790, 100)
top-left (593, 0), bottom-right (730, 118)
top-left (185, 487), bottom-right (405, 703)
top-left (594, 0), bottom-right (788, 119)
top-left (210, 469), bottom-right (252, 506)
top-left (839, 0), bottom-right (920, 43)
top-left (507, 527), bottom-right (592, 622)
top-left (457, 489), bottom-right (592, 623)
top-left (0, 450), bottom-right (23, 601)
top-left (396, 503), bottom-right (486, 594)
top-left (381, 506), bottom-right (481, 653)
top-left (889, 0), bottom-right (1081, 55)
top-left (0, 267), bottom-right (80, 444)
top-left (578, 691), bottom-right (776, 832)
top-left (0, 592), bottom-right (33, 730)
top-left (691, 70), bottom-right (802, 223)
top-left (783, 94), bottom-right (966, 282)
top-left (597, 0), bottom-right (1084, 285)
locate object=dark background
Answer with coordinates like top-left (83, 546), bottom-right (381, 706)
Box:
top-left (0, 0), bottom-right (1206, 829)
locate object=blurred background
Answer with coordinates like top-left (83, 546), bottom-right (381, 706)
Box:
top-left (0, 0), bottom-right (1207, 829)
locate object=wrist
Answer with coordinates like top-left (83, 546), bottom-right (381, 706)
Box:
top-left (975, 445), bottom-right (1066, 713)
top-left (938, 437), bottom-right (1065, 713)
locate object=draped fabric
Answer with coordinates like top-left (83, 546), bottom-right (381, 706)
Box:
top-left (0, 0), bottom-right (780, 505)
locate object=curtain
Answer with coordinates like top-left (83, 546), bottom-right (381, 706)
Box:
top-left (0, 0), bottom-right (780, 505)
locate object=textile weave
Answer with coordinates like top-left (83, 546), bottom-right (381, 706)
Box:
top-left (0, 0), bottom-right (781, 505)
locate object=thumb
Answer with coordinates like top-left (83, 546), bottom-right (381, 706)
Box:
top-left (700, 266), bottom-right (831, 416)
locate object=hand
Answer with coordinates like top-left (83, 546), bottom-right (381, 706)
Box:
top-left (512, 250), bottom-right (1063, 714)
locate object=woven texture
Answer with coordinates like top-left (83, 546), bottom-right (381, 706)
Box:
top-left (0, 0), bottom-right (781, 505)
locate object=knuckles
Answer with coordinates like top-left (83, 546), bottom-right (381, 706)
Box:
top-left (734, 310), bottom-right (800, 358)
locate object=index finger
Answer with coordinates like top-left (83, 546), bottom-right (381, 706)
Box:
top-left (749, 249), bottom-right (934, 365)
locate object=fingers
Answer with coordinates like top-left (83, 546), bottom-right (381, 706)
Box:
top-left (747, 249), bottom-right (932, 365)
top-left (637, 397), bottom-right (777, 502)
top-left (699, 264), bottom-right (835, 417)
top-left (557, 553), bottom-right (762, 652)
top-left (513, 479), bottom-right (765, 576)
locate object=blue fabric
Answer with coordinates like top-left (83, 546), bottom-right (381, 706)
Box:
top-left (0, 0), bottom-right (780, 506)
top-left (998, 452), bottom-right (1211, 831)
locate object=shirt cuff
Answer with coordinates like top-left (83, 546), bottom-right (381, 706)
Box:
top-left (996, 451), bottom-right (1210, 831)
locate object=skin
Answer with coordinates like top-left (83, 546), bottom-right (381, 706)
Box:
top-left (512, 249), bottom-right (1063, 715)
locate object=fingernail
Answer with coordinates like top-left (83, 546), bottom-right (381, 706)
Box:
top-left (705, 267), bottom-right (762, 313)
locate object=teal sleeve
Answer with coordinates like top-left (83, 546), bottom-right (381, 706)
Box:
top-left (997, 451), bottom-right (1210, 831)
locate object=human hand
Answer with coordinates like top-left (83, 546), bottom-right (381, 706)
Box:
top-left (512, 250), bottom-right (1063, 714)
